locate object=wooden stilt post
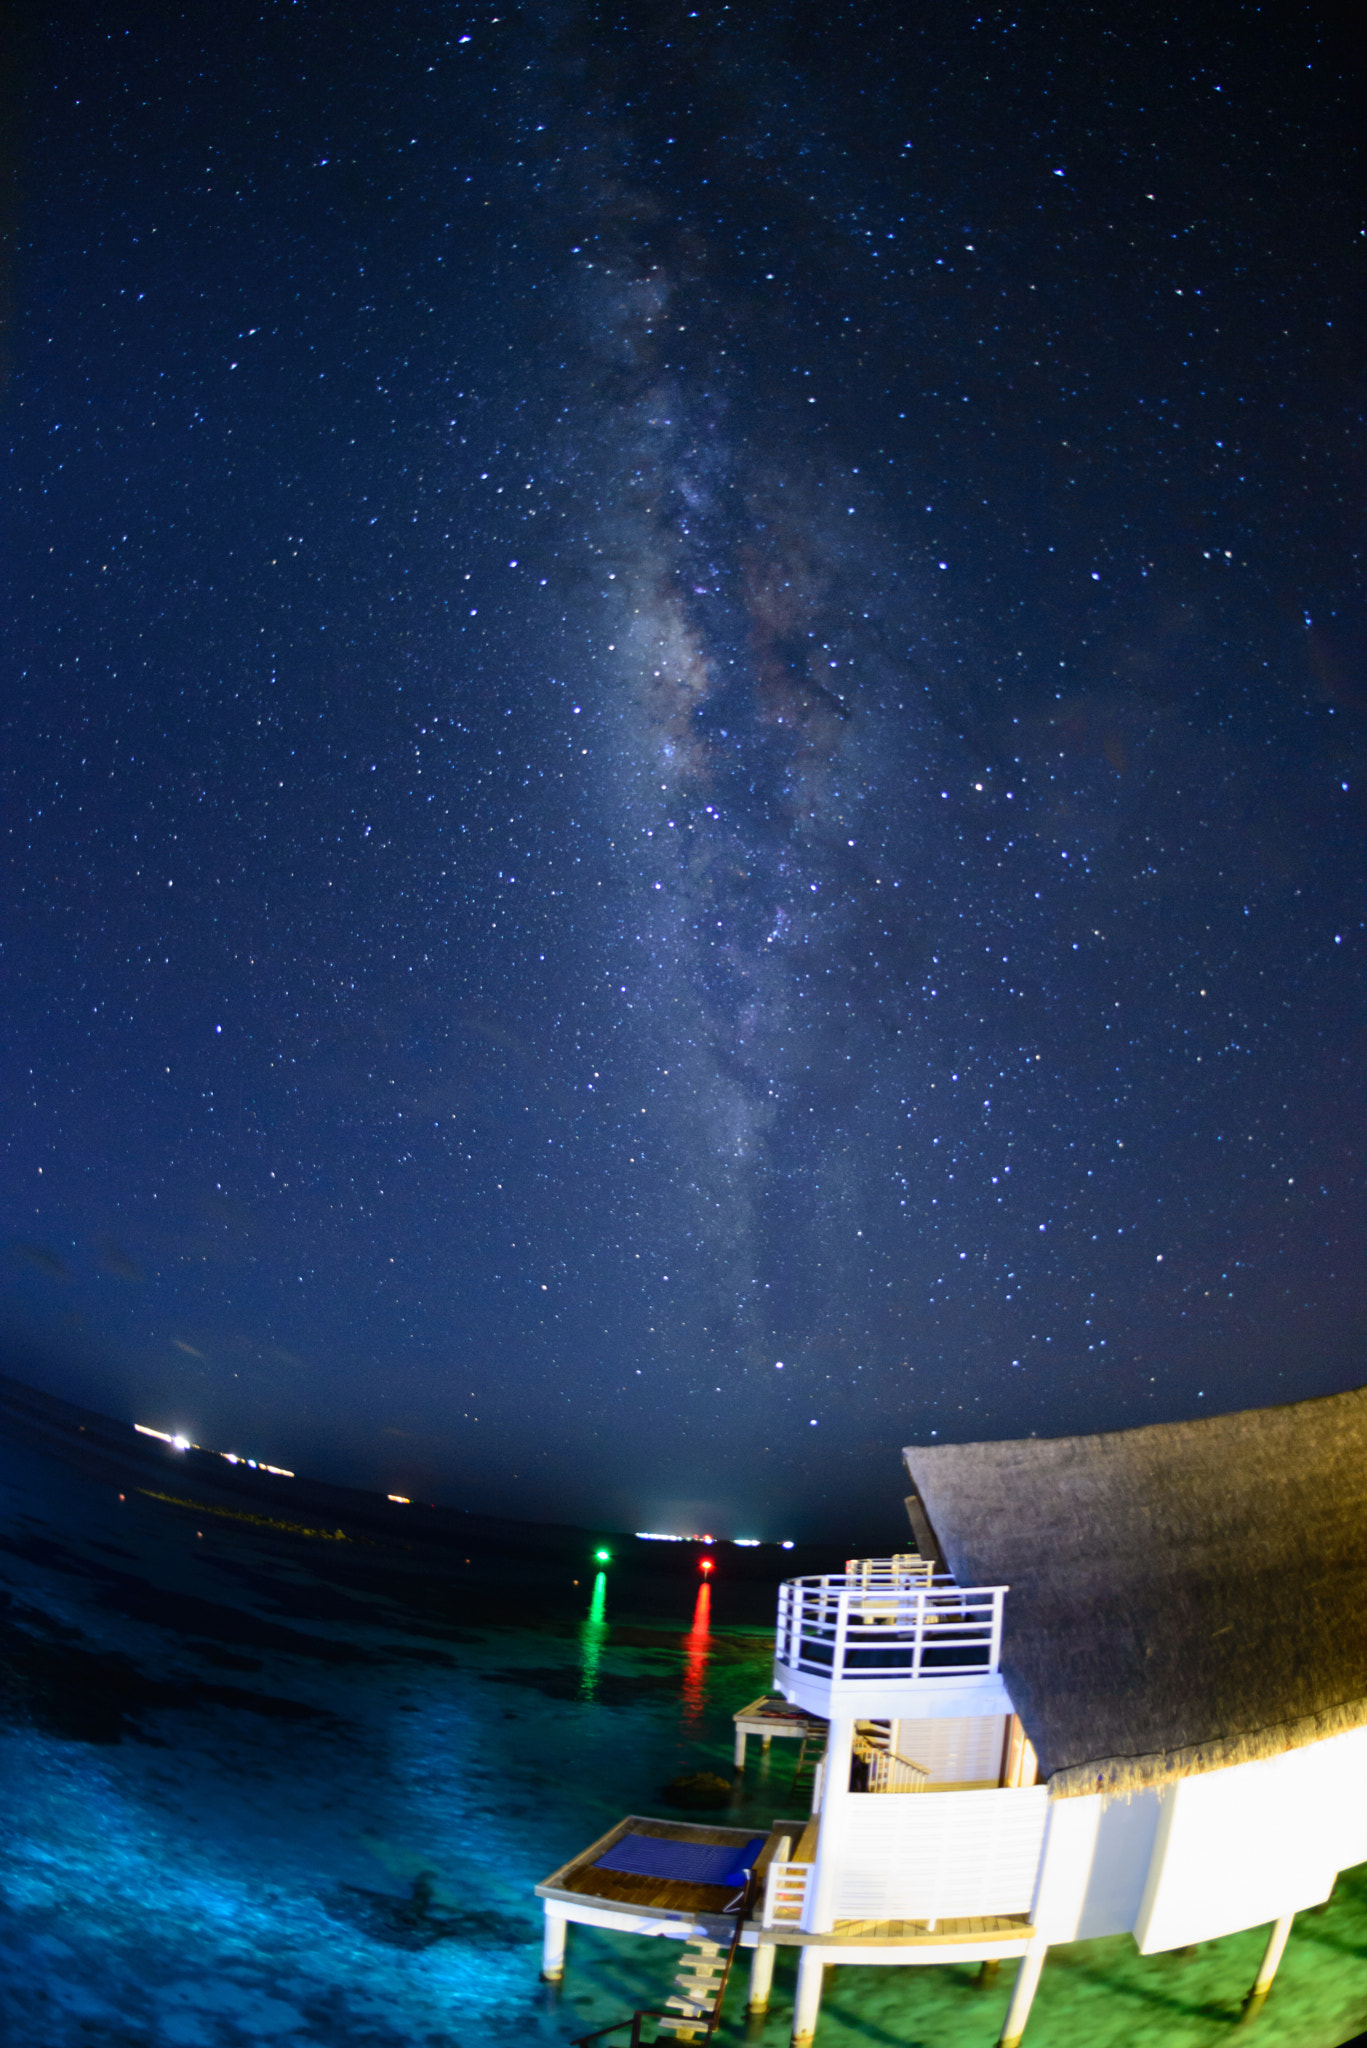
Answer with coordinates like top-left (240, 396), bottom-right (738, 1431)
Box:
top-left (540, 1906), bottom-right (567, 1982)
top-left (1241, 1913), bottom-right (1294, 2019)
top-left (747, 1937), bottom-right (777, 2013)
top-left (791, 1946), bottom-right (825, 2046)
top-left (997, 1942), bottom-right (1048, 2048)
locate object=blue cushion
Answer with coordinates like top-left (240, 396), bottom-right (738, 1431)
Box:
top-left (595, 1833), bottom-right (766, 1889)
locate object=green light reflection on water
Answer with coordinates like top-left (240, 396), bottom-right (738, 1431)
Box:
top-left (579, 1569), bottom-right (608, 1702)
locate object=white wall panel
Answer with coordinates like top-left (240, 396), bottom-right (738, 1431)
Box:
top-left (1323, 1725), bottom-right (1367, 1872)
top-left (829, 1786), bottom-right (1048, 1923)
top-left (891, 1715), bottom-right (1007, 1787)
top-left (1028, 1795), bottom-right (1099, 1942)
top-left (1017, 1788), bottom-right (1165, 1943)
top-left (1075, 1789), bottom-right (1164, 1939)
top-left (1135, 1748), bottom-right (1339, 1952)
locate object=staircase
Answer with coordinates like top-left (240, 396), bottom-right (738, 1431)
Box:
top-left (571, 1918), bottom-right (746, 2047)
top-left (787, 1723), bottom-right (828, 1802)
top-left (656, 1937), bottom-right (729, 2040)
top-left (855, 1720), bottom-right (929, 1793)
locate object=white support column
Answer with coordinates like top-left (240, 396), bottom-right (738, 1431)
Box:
top-left (1242, 1913), bottom-right (1294, 2015)
top-left (997, 1941), bottom-right (1048, 2048)
top-left (540, 1906), bottom-right (567, 1982)
top-left (804, 1717), bottom-right (856, 1931)
top-left (747, 1937), bottom-right (778, 2013)
top-left (791, 1947), bottom-right (826, 2047)
top-left (734, 1725), bottom-right (748, 1769)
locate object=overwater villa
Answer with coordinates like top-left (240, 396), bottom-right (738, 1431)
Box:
top-left (537, 1383), bottom-right (1367, 2044)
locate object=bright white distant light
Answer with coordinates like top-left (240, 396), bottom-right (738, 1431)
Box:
top-left (135, 1424), bottom-right (187, 1448)
top-left (781, 1540), bottom-right (795, 1550)
top-left (134, 1422), bottom-right (292, 1477)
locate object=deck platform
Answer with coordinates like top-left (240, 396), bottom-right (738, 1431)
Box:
top-left (766, 1912), bottom-right (1034, 1947)
top-left (732, 1694), bottom-right (827, 1770)
top-left (537, 1815), bottom-right (792, 1953)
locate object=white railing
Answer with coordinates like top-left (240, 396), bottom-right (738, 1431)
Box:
top-left (860, 1742), bottom-right (930, 1795)
top-left (761, 1858), bottom-right (814, 1927)
top-left (774, 1567), bottom-right (1007, 1692)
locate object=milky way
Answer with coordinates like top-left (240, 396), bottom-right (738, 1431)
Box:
top-left (566, 160), bottom-right (952, 1370)
top-left (1, 1), bottom-right (1362, 1536)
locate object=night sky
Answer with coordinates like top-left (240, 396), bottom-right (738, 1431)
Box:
top-left (2, 1), bottom-right (1362, 1541)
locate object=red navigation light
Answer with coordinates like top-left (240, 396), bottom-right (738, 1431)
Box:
top-left (699, 1555), bottom-right (714, 1573)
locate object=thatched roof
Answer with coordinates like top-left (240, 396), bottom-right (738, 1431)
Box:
top-left (904, 1384), bottom-right (1367, 1796)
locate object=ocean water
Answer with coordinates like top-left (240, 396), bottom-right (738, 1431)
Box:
top-left (2, 1425), bottom-right (1365, 2048)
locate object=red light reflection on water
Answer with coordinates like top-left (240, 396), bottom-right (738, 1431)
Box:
top-left (681, 1579), bottom-right (711, 1723)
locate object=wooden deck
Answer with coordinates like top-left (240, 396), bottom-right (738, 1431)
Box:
top-left (751, 1910), bottom-right (1034, 1949)
top-left (537, 1814), bottom-right (790, 1927)
top-left (831, 1912), bottom-right (1033, 1945)
top-left (733, 1692), bottom-right (821, 1736)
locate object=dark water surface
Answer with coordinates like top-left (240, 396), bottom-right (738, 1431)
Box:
top-left (2, 1417), bottom-right (1366, 2048)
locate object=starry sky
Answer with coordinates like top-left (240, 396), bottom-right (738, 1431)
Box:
top-left (2, 0), bottom-right (1363, 1541)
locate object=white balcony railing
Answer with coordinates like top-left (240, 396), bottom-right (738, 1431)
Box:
top-left (774, 1568), bottom-right (1007, 1696)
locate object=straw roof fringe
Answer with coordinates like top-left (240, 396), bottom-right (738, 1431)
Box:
top-left (905, 1383), bottom-right (1367, 1799)
top-left (1048, 1696), bottom-right (1367, 1799)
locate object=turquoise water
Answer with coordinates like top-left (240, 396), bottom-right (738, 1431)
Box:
top-left (1, 1430), bottom-right (1365, 2048)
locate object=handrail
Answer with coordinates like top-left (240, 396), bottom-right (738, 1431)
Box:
top-left (571, 2011), bottom-right (679, 2047)
top-left (868, 1750), bottom-right (929, 1792)
top-left (853, 1727), bottom-right (930, 1792)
